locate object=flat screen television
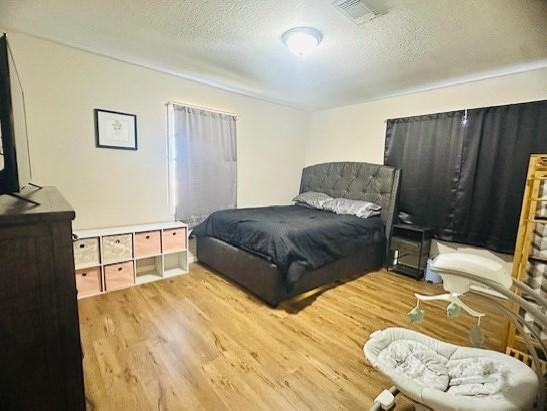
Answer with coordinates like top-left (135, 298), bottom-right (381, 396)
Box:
top-left (0, 33), bottom-right (32, 195)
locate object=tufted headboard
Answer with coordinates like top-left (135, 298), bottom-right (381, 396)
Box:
top-left (299, 162), bottom-right (401, 249)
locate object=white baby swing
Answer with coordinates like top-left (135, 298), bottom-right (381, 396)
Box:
top-left (364, 253), bottom-right (546, 411)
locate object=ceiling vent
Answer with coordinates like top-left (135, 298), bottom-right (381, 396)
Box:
top-left (332, 0), bottom-right (380, 25)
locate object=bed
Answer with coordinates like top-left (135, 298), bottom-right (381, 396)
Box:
top-left (194, 162), bottom-right (401, 306)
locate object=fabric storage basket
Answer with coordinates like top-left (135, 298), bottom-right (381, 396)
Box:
top-left (102, 234), bottom-right (133, 264)
top-left (162, 228), bottom-right (187, 253)
top-left (73, 237), bottom-right (100, 269)
top-left (75, 267), bottom-right (102, 297)
top-left (104, 261), bottom-right (134, 291)
top-left (134, 230), bottom-right (161, 258)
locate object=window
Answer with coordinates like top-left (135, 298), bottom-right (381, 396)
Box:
top-left (384, 99), bottom-right (547, 253)
top-left (168, 103), bottom-right (237, 228)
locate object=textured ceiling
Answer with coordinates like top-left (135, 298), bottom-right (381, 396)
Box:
top-left (1, 0), bottom-right (546, 109)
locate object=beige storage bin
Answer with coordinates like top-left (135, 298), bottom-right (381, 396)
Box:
top-left (73, 237), bottom-right (100, 269)
top-left (102, 234), bottom-right (133, 264)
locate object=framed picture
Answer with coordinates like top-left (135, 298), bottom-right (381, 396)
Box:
top-left (94, 109), bottom-right (137, 150)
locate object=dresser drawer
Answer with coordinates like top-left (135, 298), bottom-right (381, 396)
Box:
top-left (162, 228), bottom-right (187, 253)
top-left (134, 230), bottom-right (161, 258)
top-left (102, 234), bottom-right (133, 264)
top-left (73, 237), bottom-right (100, 269)
top-left (75, 267), bottom-right (101, 298)
top-left (104, 261), bottom-right (134, 291)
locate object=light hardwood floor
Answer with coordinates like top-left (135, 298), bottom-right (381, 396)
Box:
top-left (79, 263), bottom-right (506, 410)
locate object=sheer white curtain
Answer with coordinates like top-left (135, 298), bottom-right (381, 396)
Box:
top-left (170, 104), bottom-right (237, 228)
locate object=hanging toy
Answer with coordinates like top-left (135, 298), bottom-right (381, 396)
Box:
top-left (413, 292), bottom-right (487, 346)
top-left (446, 301), bottom-right (461, 319)
top-left (408, 302), bottom-right (425, 324)
top-left (469, 317), bottom-right (486, 347)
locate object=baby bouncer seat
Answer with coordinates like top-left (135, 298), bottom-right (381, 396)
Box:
top-left (363, 253), bottom-right (546, 410)
top-left (364, 327), bottom-right (539, 411)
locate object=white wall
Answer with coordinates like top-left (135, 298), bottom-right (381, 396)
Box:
top-left (7, 31), bottom-right (546, 269)
top-left (306, 68), bottom-right (547, 165)
top-left (306, 68), bottom-right (547, 269)
top-left (7, 32), bottom-right (308, 229)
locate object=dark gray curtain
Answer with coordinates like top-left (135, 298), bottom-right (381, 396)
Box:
top-left (384, 112), bottom-right (465, 238)
top-left (385, 99), bottom-right (547, 254)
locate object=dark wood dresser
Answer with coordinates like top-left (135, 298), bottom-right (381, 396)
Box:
top-left (0, 187), bottom-right (85, 410)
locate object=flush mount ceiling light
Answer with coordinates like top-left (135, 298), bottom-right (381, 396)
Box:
top-left (282, 27), bottom-right (323, 57)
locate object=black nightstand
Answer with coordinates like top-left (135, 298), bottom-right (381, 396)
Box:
top-left (390, 224), bottom-right (433, 279)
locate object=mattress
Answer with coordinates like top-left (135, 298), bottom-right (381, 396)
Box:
top-left (192, 205), bottom-right (385, 287)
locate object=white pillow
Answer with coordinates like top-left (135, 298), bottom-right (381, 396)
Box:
top-left (323, 198), bottom-right (381, 219)
top-left (292, 191), bottom-right (333, 209)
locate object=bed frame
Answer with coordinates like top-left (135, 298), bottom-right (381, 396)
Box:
top-left (196, 162), bottom-right (401, 306)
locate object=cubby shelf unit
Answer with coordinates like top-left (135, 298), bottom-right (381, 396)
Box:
top-left (73, 221), bottom-right (189, 299)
